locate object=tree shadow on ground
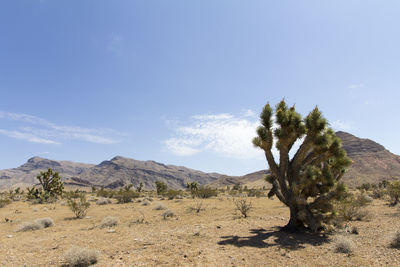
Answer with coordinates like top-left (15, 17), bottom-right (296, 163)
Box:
top-left (218, 227), bottom-right (330, 250)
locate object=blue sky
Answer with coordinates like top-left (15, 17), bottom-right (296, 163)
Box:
top-left (1, 1), bottom-right (399, 175)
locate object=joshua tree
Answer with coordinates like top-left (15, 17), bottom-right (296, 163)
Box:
top-left (137, 182), bottom-right (144, 193)
top-left (36, 168), bottom-right (64, 197)
top-left (186, 181), bottom-right (198, 196)
top-left (252, 100), bottom-right (351, 232)
top-left (155, 181), bottom-right (167, 195)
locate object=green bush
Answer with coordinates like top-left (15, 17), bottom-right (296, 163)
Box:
top-left (388, 181), bottom-right (400, 206)
top-left (114, 189), bottom-right (140, 203)
top-left (96, 188), bottom-right (114, 198)
top-left (334, 193), bottom-right (371, 224)
top-left (247, 189), bottom-right (265, 198)
top-left (163, 189), bottom-right (182, 200)
top-left (193, 186), bottom-right (218, 199)
top-left (67, 193), bottom-right (90, 219)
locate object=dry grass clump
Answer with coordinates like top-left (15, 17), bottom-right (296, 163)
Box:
top-left (153, 203), bottom-right (167, 210)
top-left (36, 217), bottom-right (55, 228)
top-left (162, 209), bottom-right (175, 219)
top-left (390, 232), bottom-right (400, 248)
top-left (334, 236), bottom-right (355, 254)
top-left (96, 198), bottom-right (112, 205)
top-left (100, 216), bottom-right (119, 228)
top-left (16, 217), bottom-right (54, 232)
top-left (64, 246), bottom-right (99, 267)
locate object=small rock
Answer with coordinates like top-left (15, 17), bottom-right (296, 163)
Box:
top-left (7, 235), bottom-right (12, 238)
top-left (107, 229), bottom-right (116, 233)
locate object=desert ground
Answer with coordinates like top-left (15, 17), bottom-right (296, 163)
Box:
top-left (1, 195), bottom-right (400, 266)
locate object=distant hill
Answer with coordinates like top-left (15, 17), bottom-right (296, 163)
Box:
top-left (336, 131), bottom-right (400, 186)
top-left (1, 131), bottom-right (399, 190)
top-left (209, 131), bottom-right (400, 188)
top-left (0, 156), bottom-right (221, 190)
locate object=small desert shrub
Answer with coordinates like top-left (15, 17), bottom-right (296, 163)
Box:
top-left (17, 221), bottom-right (42, 232)
top-left (36, 217), bottom-right (54, 228)
top-left (371, 188), bottom-right (386, 199)
top-left (162, 209), bottom-right (174, 219)
top-left (67, 194), bottom-right (90, 219)
top-left (357, 183), bottom-right (376, 192)
top-left (142, 200), bottom-right (151, 206)
top-left (153, 203), bottom-right (167, 210)
top-left (114, 189), bottom-right (140, 204)
top-left (351, 226), bottom-right (359, 235)
top-left (193, 186), bottom-right (218, 199)
top-left (16, 217), bottom-right (54, 232)
top-left (96, 188), bottom-right (114, 198)
top-left (247, 189), bottom-right (265, 198)
top-left (387, 181), bottom-right (400, 205)
top-left (163, 189), bottom-right (182, 200)
top-left (64, 246), bottom-right (99, 267)
top-left (129, 212), bottom-right (147, 226)
top-left (334, 236), bottom-right (355, 254)
top-left (0, 197), bottom-right (11, 208)
top-left (100, 216), bottom-right (119, 228)
top-left (233, 198), bottom-right (253, 218)
top-left (96, 198), bottom-right (112, 205)
top-left (188, 200), bottom-right (205, 213)
top-left (390, 232), bottom-right (400, 248)
top-left (334, 193), bottom-right (371, 222)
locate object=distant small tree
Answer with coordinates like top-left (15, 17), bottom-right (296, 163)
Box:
top-left (232, 183), bottom-right (241, 191)
top-left (37, 168), bottom-right (64, 197)
top-left (387, 181), bottom-right (400, 206)
top-left (155, 181), bottom-right (167, 195)
top-left (187, 182), bottom-right (199, 197)
top-left (137, 182), bottom-right (144, 193)
top-left (253, 100), bottom-right (351, 232)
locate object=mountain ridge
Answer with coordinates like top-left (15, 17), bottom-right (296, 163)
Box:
top-left (1, 131), bottom-right (399, 190)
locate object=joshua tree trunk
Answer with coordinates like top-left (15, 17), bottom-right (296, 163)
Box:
top-left (284, 206), bottom-right (304, 232)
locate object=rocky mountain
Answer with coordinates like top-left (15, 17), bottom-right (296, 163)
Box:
top-left (77, 156), bottom-right (221, 189)
top-left (335, 131), bottom-right (400, 186)
top-left (0, 156), bottom-right (221, 190)
top-left (1, 131), bottom-right (399, 190)
top-left (0, 157), bottom-right (94, 190)
top-left (210, 131), bottom-right (400, 188)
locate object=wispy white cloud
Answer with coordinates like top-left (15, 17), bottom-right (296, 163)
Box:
top-left (0, 129), bottom-right (59, 144)
top-left (164, 111), bottom-right (265, 159)
top-left (347, 83), bottom-right (364, 89)
top-left (0, 111), bottom-right (121, 145)
top-left (331, 120), bottom-right (353, 131)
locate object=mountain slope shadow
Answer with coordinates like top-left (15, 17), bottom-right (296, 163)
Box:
top-left (218, 227), bottom-right (329, 250)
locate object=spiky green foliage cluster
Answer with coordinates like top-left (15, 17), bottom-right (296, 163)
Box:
top-left (253, 100), bottom-right (352, 232)
top-left (37, 168), bottom-right (64, 197)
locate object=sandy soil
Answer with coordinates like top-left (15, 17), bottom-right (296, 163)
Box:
top-left (1, 196), bottom-right (399, 266)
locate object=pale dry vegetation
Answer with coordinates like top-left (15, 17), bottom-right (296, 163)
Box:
top-left (64, 246), bottom-right (99, 267)
top-left (1, 190), bottom-right (400, 266)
